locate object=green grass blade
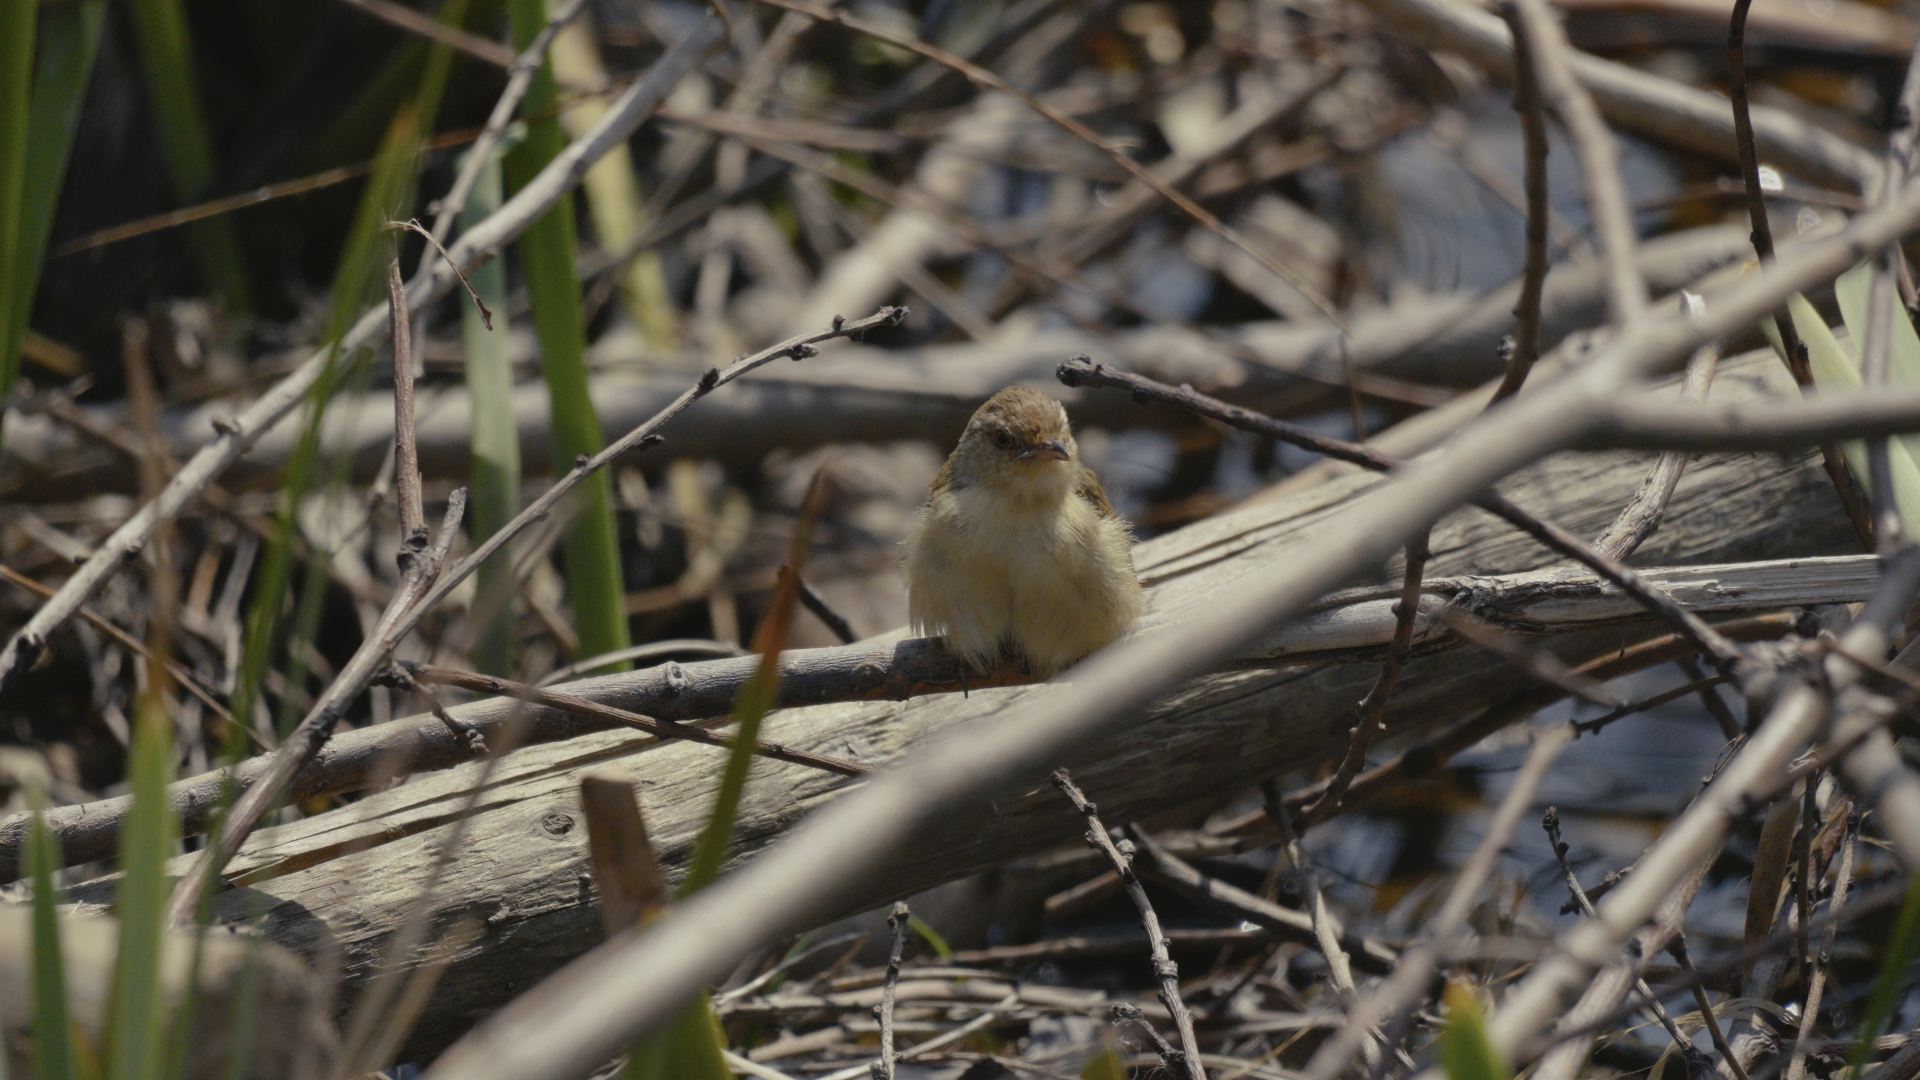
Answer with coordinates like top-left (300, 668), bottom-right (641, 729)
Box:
top-left (1440, 981), bottom-right (1511, 1080)
top-left (1847, 872), bottom-right (1920, 1079)
top-left (1833, 262), bottom-right (1920, 472)
top-left (5, 0), bottom-right (102, 406)
top-left (621, 999), bottom-right (731, 1080)
top-left (0, 0), bottom-right (35, 412)
top-left (28, 785), bottom-right (78, 1080)
top-left (122, 0), bottom-right (251, 315)
top-left (1764, 297), bottom-right (1920, 539)
top-left (550, 20), bottom-right (679, 352)
top-left (108, 692), bottom-right (180, 1080)
top-left (505, 0), bottom-right (631, 673)
top-left (462, 148), bottom-right (522, 676)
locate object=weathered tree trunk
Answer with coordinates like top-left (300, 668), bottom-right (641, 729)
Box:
top-left (79, 352), bottom-right (1856, 1063)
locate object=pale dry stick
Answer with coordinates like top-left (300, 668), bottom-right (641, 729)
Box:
top-left (340, 0), bottom-right (516, 67)
top-left (1784, 811), bottom-right (1859, 1080)
top-left (1492, 3), bottom-right (1551, 406)
top-left (1304, 536), bottom-right (1429, 817)
top-left (1264, 784), bottom-right (1356, 1001)
top-left (1260, 784), bottom-right (1400, 1071)
top-left (870, 902), bottom-right (910, 1080)
top-left (1593, 296), bottom-right (1723, 561)
top-left (1597, 386), bottom-right (1920, 448)
top-left (387, 259), bottom-right (426, 556)
top-left (1483, 545), bottom-right (1920, 1065)
top-left (398, 661), bottom-right (870, 777)
top-left (1057, 358), bottom-right (1750, 674)
top-left (419, 0), bottom-right (592, 273)
top-left (1301, 726), bottom-right (1572, 1080)
top-left (1507, 0), bottom-right (1646, 325)
top-left (1728, 0), bottom-right (1876, 547)
top-left (1570, 671), bottom-right (1732, 737)
top-left (752, 0), bottom-right (1343, 326)
top-left (413, 184), bottom-right (1920, 1080)
top-left (0, 13), bottom-right (726, 697)
top-left (162, 259), bottom-right (472, 926)
top-left (1539, 807), bottom-right (1704, 1067)
top-left (1053, 770), bottom-right (1206, 1080)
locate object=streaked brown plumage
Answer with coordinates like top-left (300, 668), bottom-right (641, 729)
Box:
top-left (904, 386), bottom-right (1142, 675)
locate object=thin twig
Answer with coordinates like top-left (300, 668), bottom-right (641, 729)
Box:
top-left (1593, 294), bottom-right (1723, 561)
top-left (1666, 934), bottom-right (1749, 1080)
top-left (386, 259), bottom-right (426, 556)
top-left (397, 661), bottom-right (869, 778)
top-left (1785, 810), bottom-right (1859, 1080)
top-left (339, 0), bottom-right (516, 68)
top-left (870, 901), bottom-right (910, 1080)
top-left (1053, 770), bottom-right (1206, 1080)
top-left (1677, 654), bottom-right (1744, 739)
top-left (1304, 536), bottom-right (1429, 816)
top-left (798, 578), bottom-right (859, 645)
top-left (1437, 607), bottom-right (1627, 708)
top-left (1541, 807), bottom-right (1706, 1065)
top-left (1509, 0), bottom-right (1646, 325)
top-left (1263, 784), bottom-right (1400, 1070)
top-left (1058, 358), bottom-right (1750, 675)
top-left (392, 308), bottom-right (905, 655)
top-left (1570, 671), bottom-right (1732, 737)
top-left (1492, 3), bottom-right (1551, 406)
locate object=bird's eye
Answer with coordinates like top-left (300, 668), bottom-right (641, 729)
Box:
top-left (990, 429), bottom-right (1013, 450)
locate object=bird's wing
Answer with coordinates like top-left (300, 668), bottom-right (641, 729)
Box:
top-left (1074, 465), bottom-right (1117, 518)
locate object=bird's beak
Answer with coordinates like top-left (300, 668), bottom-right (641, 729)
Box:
top-left (1019, 439), bottom-right (1070, 462)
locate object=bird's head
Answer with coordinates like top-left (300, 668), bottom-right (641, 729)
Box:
top-left (946, 387), bottom-right (1078, 500)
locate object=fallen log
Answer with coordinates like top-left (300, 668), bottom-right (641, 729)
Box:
top-left (50, 350), bottom-right (1864, 1063)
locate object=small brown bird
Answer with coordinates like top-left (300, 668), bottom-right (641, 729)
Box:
top-left (905, 386), bottom-right (1143, 676)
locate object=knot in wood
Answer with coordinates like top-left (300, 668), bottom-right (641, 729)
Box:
top-left (851, 661), bottom-right (886, 691)
top-left (540, 811), bottom-right (574, 837)
top-left (661, 661), bottom-right (693, 697)
top-left (1152, 958), bottom-right (1178, 980)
